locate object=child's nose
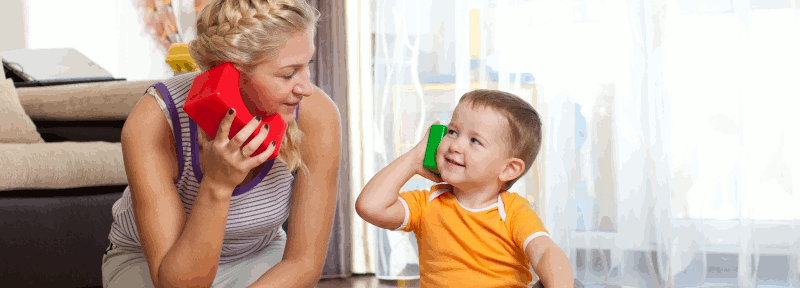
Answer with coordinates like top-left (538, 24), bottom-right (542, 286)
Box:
top-left (448, 137), bottom-right (466, 153)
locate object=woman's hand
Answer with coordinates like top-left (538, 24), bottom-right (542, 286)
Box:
top-left (197, 108), bottom-right (276, 196)
top-left (407, 120), bottom-right (443, 183)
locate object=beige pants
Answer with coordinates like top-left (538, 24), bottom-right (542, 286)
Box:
top-left (102, 229), bottom-right (287, 288)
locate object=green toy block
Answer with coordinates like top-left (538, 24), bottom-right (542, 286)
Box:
top-left (423, 124), bottom-right (447, 174)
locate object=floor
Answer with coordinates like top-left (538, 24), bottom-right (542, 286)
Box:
top-left (316, 275), bottom-right (421, 288)
top-left (316, 274), bottom-right (798, 288)
top-left (315, 275), bottom-right (564, 288)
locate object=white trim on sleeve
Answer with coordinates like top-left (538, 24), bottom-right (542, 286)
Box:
top-left (393, 197), bottom-right (411, 231)
top-left (522, 232), bottom-right (551, 251)
top-left (148, 86), bottom-right (173, 133)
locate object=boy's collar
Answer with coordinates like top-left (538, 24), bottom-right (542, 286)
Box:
top-left (428, 184), bottom-right (508, 222)
top-left (427, 184), bottom-right (451, 202)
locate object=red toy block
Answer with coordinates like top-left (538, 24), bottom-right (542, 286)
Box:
top-left (184, 62), bottom-right (287, 159)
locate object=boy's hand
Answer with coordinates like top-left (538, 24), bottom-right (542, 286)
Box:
top-left (356, 121), bottom-right (443, 230)
top-left (408, 121), bottom-right (443, 183)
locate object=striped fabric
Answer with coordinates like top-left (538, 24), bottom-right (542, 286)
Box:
top-left (107, 72), bottom-right (295, 264)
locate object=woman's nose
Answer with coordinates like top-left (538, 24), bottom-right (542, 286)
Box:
top-left (293, 71), bottom-right (313, 96)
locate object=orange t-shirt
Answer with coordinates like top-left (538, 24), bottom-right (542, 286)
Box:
top-left (396, 184), bottom-right (550, 288)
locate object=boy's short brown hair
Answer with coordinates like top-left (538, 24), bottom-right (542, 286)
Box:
top-left (458, 89), bottom-right (543, 190)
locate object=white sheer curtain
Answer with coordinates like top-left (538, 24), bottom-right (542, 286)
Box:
top-left (348, 0), bottom-right (800, 286)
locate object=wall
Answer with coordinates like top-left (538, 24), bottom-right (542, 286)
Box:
top-left (0, 0), bottom-right (27, 52)
top-left (2, 0), bottom-right (173, 81)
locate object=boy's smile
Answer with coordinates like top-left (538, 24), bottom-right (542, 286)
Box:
top-left (436, 103), bottom-right (513, 189)
top-left (444, 155), bottom-right (465, 168)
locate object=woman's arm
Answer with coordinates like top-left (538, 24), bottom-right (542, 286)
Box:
top-left (125, 91), bottom-right (272, 288)
top-left (124, 93), bottom-right (223, 287)
top-left (247, 86), bottom-right (341, 288)
top-left (525, 236), bottom-right (575, 288)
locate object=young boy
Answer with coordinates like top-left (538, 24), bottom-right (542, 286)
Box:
top-left (356, 90), bottom-right (576, 287)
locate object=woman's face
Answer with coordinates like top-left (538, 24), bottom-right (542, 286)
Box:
top-left (239, 28), bottom-right (315, 123)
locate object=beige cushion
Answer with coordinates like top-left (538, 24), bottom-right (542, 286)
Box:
top-left (0, 79), bottom-right (44, 143)
top-left (16, 80), bottom-right (157, 120)
top-left (0, 141), bottom-right (127, 191)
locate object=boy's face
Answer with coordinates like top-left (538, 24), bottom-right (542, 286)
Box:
top-left (436, 103), bottom-right (516, 189)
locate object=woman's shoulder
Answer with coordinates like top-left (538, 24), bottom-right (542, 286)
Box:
top-left (295, 85), bottom-right (341, 167)
top-left (297, 85), bottom-right (340, 132)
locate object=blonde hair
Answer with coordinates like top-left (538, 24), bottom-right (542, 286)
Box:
top-left (458, 90), bottom-right (543, 190)
top-left (189, 0), bottom-right (320, 173)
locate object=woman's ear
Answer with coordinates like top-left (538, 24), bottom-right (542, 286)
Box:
top-left (499, 157), bottom-right (525, 183)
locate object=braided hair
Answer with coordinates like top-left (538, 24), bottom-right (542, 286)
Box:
top-left (189, 0), bottom-right (320, 173)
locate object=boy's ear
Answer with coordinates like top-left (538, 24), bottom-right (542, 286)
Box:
top-left (499, 157), bottom-right (525, 183)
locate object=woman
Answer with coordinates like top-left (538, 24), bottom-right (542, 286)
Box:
top-left (101, 0), bottom-right (341, 287)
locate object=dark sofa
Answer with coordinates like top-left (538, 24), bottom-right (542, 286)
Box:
top-left (1, 120), bottom-right (127, 288)
top-left (1, 79), bottom-right (153, 288)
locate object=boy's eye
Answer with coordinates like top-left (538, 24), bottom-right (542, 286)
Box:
top-left (471, 138), bottom-right (481, 145)
top-left (447, 130), bottom-right (457, 136)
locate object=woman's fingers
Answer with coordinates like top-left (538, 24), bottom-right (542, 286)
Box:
top-left (216, 108), bottom-right (237, 142)
top-left (229, 115), bottom-right (262, 150)
top-left (198, 126), bottom-right (218, 152)
top-left (249, 140), bottom-right (277, 166)
top-left (240, 125), bottom-right (269, 158)
top-left (198, 125), bottom-right (209, 145)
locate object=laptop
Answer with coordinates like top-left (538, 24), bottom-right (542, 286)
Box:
top-left (1, 48), bottom-right (124, 87)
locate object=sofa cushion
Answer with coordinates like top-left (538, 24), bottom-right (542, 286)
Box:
top-left (0, 141), bottom-right (127, 191)
top-left (15, 79), bottom-right (156, 121)
top-left (0, 79), bottom-right (44, 143)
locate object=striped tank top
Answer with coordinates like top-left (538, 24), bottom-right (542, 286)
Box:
top-left (107, 72), bottom-right (295, 264)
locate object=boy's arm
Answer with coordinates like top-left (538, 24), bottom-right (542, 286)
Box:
top-left (526, 236), bottom-right (575, 288)
top-left (355, 123), bottom-right (443, 230)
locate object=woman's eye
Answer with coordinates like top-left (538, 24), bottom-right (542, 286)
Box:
top-left (283, 70), bottom-right (297, 80)
top-left (471, 138), bottom-right (481, 145)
